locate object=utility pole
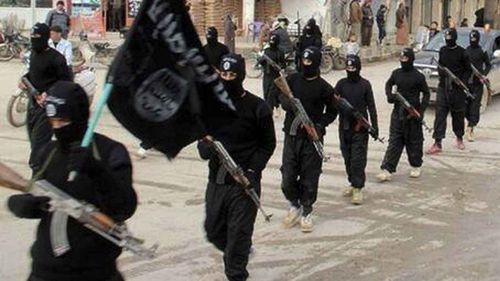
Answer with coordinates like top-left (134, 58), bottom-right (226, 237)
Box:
top-left (31, 0), bottom-right (36, 27)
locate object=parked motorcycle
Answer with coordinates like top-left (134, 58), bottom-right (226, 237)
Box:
top-left (6, 50), bottom-right (30, 127)
top-left (0, 32), bottom-right (30, 62)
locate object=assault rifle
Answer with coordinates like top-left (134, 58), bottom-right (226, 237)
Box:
top-left (334, 94), bottom-right (385, 143)
top-left (432, 57), bottom-right (474, 99)
top-left (470, 63), bottom-right (493, 104)
top-left (202, 137), bottom-right (273, 222)
top-left (0, 162), bottom-right (158, 259)
top-left (393, 92), bottom-right (433, 133)
top-left (262, 53), bottom-right (327, 161)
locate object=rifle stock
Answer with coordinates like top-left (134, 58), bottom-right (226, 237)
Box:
top-left (274, 76), bottom-right (293, 98)
top-left (0, 162), bottom-right (30, 192)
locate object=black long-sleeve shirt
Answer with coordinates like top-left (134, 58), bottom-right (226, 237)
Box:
top-left (335, 77), bottom-right (378, 131)
top-left (28, 48), bottom-right (72, 93)
top-left (438, 45), bottom-right (471, 88)
top-left (385, 67), bottom-right (430, 119)
top-left (198, 91), bottom-right (276, 184)
top-left (465, 45), bottom-right (491, 85)
top-left (275, 73), bottom-right (337, 136)
top-left (203, 42), bottom-right (230, 70)
top-left (259, 47), bottom-right (285, 77)
top-left (8, 133), bottom-right (137, 281)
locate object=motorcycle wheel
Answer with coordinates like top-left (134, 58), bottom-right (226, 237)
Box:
top-left (246, 53), bottom-right (263, 79)
top-left (333, 55), bottom-right (346, 70)
top-left (0, 44), bottom-right (15, 61)
top-left (7, 90), bottom-right (28, 127)
top-left (320, 53), bottom-right (334, 74)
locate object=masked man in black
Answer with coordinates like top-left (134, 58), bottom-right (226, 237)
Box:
top-left (275, 46), bottom-right (336, 232)
top-left (203, 26), bottom-right (230, 71)
top-left (377, 48), bottom-right (430, 182)
top-left (335, 55), bottom-right (378, 205)
top-left (197, 54), bottom-right (276, 281)
top-left (295, 22), bottom-right (323, 71)
top-left (465, 29), bottom-right (491, 141)
top-left (427, 28), bottom-right (471, 154)
top-left (22, 23), bottom-right (71, 171)
top-left (8, 81), bottom-right (137, 281)
top-left (259, 34), bottom-right (285, 110)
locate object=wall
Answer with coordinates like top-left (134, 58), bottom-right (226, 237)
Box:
top-left (280, 0), bottom-right (325, 28)
top-left (0, 7), bottom-right (52, 29)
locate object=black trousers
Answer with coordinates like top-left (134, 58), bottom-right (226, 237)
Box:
top-left (432, 86), bottom-right (466, 141)
top-left (381, 115), bottom-right (424, 173)
top-left (205, 182), bottom-right (258, 281)
top-left (465, 83), bottom-right (483, 127)
top-left (377, 23), bottom-right (386, 42)
top-left (27, 102), bottom-right (52, 171)
top-left (28, 272), bottom-right (124, 281)
top-left (340, 130), bottom-right (369, 189)
top-left (262, 74), bottom-right (279, 109)
top-left (281, 135), bottom-right (323, 216)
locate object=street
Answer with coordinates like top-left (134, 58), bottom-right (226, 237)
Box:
top-left (2, 59), bottom-right (500, 281)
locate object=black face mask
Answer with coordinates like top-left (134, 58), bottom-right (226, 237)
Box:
top-left (207, 37), bottom-right (217, 45)
top-left (445, 39), bottom-right (456, 47)
top-left (31, 37), bottom-right (48, 53)
top-left (222, 79), bottom-right (244, 99)
top-left (401, 61), bottom-right (413, 71)
top-left (347, 71), bottom-right (361, 82)
top-left (470, 40), bottom-right (479, 47)
top-left (302, 65), bottom-right (319, 78)
top-left (53, 123), bottom-right (86, 150)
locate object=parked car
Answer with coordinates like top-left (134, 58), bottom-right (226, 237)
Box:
top-left (414, 28), bottom-right (500, 111)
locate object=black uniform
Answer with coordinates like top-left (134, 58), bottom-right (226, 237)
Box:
top-left (198, 54), bottom-right (276, 281)
top-left (432, 29), bottom-right (471, 142)
top-left (295, 24), bottom-right (322, 71)
top-left (26, 23), bottom-right (72, 171)
top-left (8, 81), bottom-right (137, 281)
top-left (335, 55), bottom-right (378, 189)
top-left (203, 26), bottom-right (230, 70)
top-left (276, 47), bottom-right (336, 216)
top-left (381, 49), bottom-right (430, 173)
top-left (465, 30), bottom-right (491, 127)
top-left (259, 34), bottom-right (285, 109)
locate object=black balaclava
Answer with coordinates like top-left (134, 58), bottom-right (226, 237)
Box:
top-left (470, 29), bottom-right (480, 48)
top-left (206, 26), bottom-right (218, 46)
top-left (304, 24), bottom-right (314, 36)
top-left (220, 53), bottom-right (246, 98)
top-left (269, 34), bottom-right (280, 49)
top-left (346, 55), bottom-right (362, 82)
top-left (45, 81), bottom-right (90, 150)
top-left (301, 46), bottom-right (321, 78)
top-left (400, 48), bottom-right (415, 71)
top-left (31, 23), bottom-right (50, 53)
top-left (445, 28), bottom-right (457, 47)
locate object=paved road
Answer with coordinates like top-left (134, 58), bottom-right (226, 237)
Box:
top-left (1, 59), bottom-right (500, 281)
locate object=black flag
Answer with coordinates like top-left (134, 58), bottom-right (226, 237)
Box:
top-left (107, 0), bottom-right (235, 158)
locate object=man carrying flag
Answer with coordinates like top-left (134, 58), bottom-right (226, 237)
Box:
top-left (197, 54), bottom-right (276, 281)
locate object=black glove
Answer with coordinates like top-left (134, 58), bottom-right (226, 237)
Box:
top-left (244, 170), bottom-right (259, 190)
top-left (68, 143), bottom-right (100, 175)
top-left (197, 140), bottom-right (215, 160)
top-left (7, 194), bottom-right (50, 219)
top-left (315, 123), bottom-right (326, 136)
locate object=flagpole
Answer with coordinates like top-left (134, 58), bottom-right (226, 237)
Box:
top-left (68, 81), bottom-right (114, 181)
